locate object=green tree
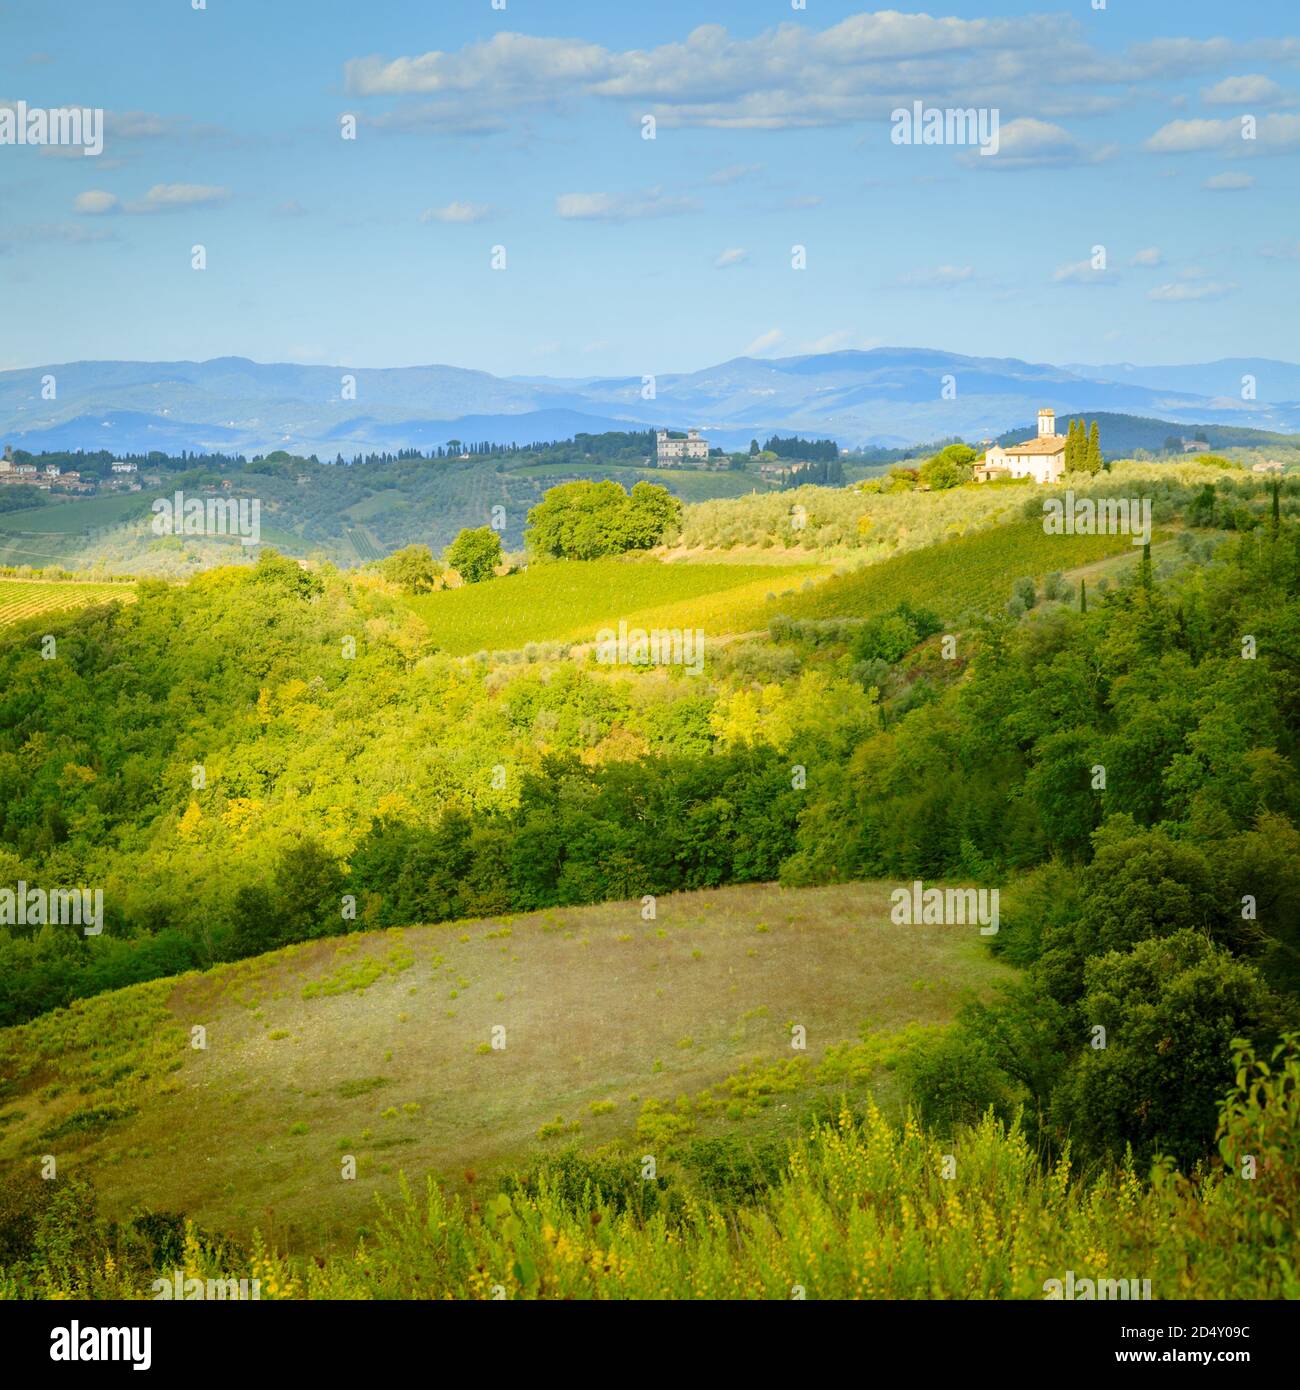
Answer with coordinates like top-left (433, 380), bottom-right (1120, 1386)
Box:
top-left (919, 443), bottom-right (976, 491)
top-left (1051, 930), bottom-right (1272, 1167)
top-left (444, 526), bottom-right (502, 583)
top-left (377, 543), bottom-right (439, 593)
top-left (1085, 421), bottom-right (1103, 474)
top-left (524, 480), bottom-right (680, 559)
top-left (622, 481), bottom-right (683, 549)
top-left (1065, 419), bottom-right (1083, 472)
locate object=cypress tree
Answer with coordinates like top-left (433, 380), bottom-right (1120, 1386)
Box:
top-left (1080, 578), bottom-right (1088, 613)
top-left (1087, 421), bottom-right (1102, 474)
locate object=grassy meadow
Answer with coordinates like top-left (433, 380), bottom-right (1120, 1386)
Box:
top-left (0, 881), bottom-right (1011, 1252)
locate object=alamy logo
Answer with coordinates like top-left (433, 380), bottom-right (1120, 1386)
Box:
top-left (890, 880), bottom-right (999, 935)
top-left (1, 101), bottom-right (103, 156)
top-left (152, 491), bottom-right (261, 546)
top-left (0, 882), bottom-right (102, 935)
top-left (50, 1322), bottom-right (150, 1369)
top-left (152, 1269), bottom-right (262, 1300)
top-left (595, 619), bottom-right (705, 676)
top-left (891, 101), bottom-right (1000, 156)
top-left (1043, 490), bottom-right (1152, 547)
top-left (1043, 1270), bottom-right (1152, 1301)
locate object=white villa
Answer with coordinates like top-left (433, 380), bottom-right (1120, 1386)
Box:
top-left (656, 428), bottom-right (711, 466)
top-left (976, 409), bottom-right (1067, 485)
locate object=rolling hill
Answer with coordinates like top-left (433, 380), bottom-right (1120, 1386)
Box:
top-left (5, 348), bottom-right (1300, 457)
top-left (0, 881), bottom-right (1014, 1251)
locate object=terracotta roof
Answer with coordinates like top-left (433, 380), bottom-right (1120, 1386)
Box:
top-left (1004, 435), bottom-right (1066, 456)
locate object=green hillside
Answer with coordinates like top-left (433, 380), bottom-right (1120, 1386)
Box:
top-left (0, 881), bottom-right (1011, 1249)
top-left (404, 557), bottom-right (831, 654)
top-left (775, 517), bottom-right (1150, 624)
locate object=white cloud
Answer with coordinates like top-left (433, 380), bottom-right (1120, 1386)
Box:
top-left (1204, 171), bottom-right (1255, 190)
top-left (965, 117), bottom-right (1111, 171)
top-left (420, 200), bottom-right (493, 223)
top-left (896, 264), bottom-right (974, 286)
top-left (1129, 37), bottom-right (1300, 78)
top-left (1146, 113), bottom-right (1300, 154)
top-left (125, 183), bottom-right (231, 213)
top-left (740, 328), bottom-right (784, 357)
top-left (346, 35), bottom-right (613, 98)
top-left (708, 163), bottom-right (761, 185)
top-left (1201, 75), bottom-right (1286, 106)
top-left (345, 15), bottom-right (1297, 137)
top-left (1148, 279), bottom-right (1239, 302)
top-left (1130, 247), bottom-right (1164, 267)
top-left (714, 247), bottom-right (748, 269)
top-left (1260, 240), bottom-right (1300, 261)
top-left (1053, 259), bottom-right (1119, 285)
top-left (555, 188), bottom-right (697, 221)
top-left (74, 189), bottom-right (119, 215)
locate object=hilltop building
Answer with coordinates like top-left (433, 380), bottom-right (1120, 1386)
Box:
top-left (975, 408), bottom-right (1067, 485)
top-left (110, 459), bottom-right (138, 474)
top-left (656, 428), bottom-right (711, 466)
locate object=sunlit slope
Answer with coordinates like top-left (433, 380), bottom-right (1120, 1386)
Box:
top-left (774, 518), bottom-right (1150, 623)
top-left (0, 881), bottom-right (1012, 1251)
top-left (0, 578), bottom-right (137, 628)
top-left (404, 558), bottom-right (832, 654)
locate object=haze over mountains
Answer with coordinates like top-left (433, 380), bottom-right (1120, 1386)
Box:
top-left (2, 348), bottom-right (1298, 458)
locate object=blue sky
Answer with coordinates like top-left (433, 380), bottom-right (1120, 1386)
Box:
top-left (2, 0), bottom-right (1298, 376)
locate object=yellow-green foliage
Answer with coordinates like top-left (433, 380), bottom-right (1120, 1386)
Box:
top-left (776, 518), bottom-right (1142, 624)
top-left (674, 459), bottom-right (1243, 558)
top-left (301, 942), bottom-right (415, 1000)
top-left (6, 1035), bottom-right (1297, 1299)
top-left (677, 478), bottom-right (1029, 554)
top-left (0, 979), bottom-right (185, 1152)
top-left (404, 557), bottom-right (829, 654)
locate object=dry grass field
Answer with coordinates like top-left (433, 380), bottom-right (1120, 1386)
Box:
top-left (0, 880), bottom-right (1013, 1254)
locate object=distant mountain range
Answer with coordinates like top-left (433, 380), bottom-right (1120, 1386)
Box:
top-left (3, 349), bottom-right (1298, 457)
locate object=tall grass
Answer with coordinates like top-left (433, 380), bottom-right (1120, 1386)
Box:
top-left (6, 1035), bottom-right (1295, 1300)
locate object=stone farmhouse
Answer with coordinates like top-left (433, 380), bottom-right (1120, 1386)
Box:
top-left (975, 409), bottom-right (1067, 485)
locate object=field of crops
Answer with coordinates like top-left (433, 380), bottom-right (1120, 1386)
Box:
top-left (0, 578), bottom-right (136, 629)
top-left (344, 525), bottom-right (384, 562)
top-left (405, 557), bottom-right (831, 654)
top-left (773, 518), bottom-right (1150, 624)
top-left (0, 492), bottom-right (153, 535)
